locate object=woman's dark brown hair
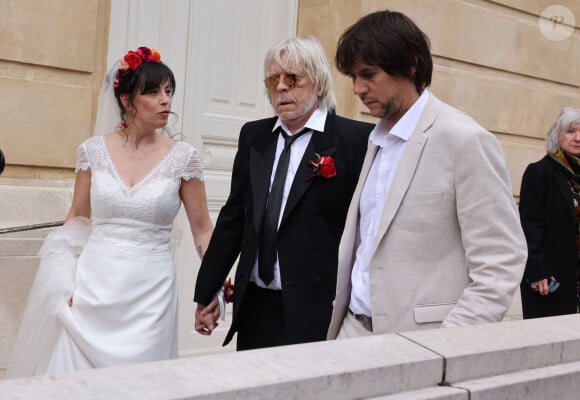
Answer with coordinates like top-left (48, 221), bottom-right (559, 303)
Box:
top-left (113, 61), bottom-right (176, 114)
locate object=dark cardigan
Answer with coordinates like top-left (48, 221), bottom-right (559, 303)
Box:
top-left (519, 155), bottom-right (578, 318)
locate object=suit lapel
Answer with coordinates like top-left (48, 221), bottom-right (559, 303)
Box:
top-left (371, 95), bottom-right (441, 255)
top-left (280, 112), bottom-right (335, 226)
top-left (250, 128), bottom-right (278, 235)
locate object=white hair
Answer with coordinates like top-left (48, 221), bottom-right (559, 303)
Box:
top-left (546, 108), bottom-right (580, 153)
top-left (263, 35), bottom-right (336, 111)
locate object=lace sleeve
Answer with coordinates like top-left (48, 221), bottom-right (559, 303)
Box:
top-left (75, 142), bottom-right (90, 172)
top-left (182, 146), bottom-right (205, 182)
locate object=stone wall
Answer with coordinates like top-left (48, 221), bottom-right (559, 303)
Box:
top-left (1, 315), bottom-right (580, 399)
top-left (298, 0), bottom-right (580, 198)
top-left (0, 0), bottom-right (110, 179)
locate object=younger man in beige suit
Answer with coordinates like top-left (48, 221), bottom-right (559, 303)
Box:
top-left (327, 10), bottom-right (527, 339)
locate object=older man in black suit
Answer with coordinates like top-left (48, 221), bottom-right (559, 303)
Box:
top-left (193, 36), bottom-right (372, 350)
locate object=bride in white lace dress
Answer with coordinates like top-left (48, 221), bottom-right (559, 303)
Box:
top-left (8, 47), bottom-right (213, 377)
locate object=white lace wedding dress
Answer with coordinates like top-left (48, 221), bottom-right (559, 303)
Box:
top-left (8, 135), bottom-right (204, 377)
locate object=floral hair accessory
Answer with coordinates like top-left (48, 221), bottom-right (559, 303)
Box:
top-left (114, 46), bottom-right (161, 88)
top-left (309, 153), bottom-right (336, 179)
top-left (224, 278), bottom-right (234, 304)
top-left (151, 49), bottom-right (161, 62)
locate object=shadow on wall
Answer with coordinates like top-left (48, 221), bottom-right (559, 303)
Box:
top-left (0, 149), bottom-right (4, 175)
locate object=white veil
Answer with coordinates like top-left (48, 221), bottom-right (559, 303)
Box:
top-left (92, 63), bottom-right (122, 136)
top-left (7, 217), bottom-right (92, 377)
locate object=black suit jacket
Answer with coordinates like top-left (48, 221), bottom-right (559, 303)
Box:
top-left (519, 155), bottom-right (578, 318)
top-left (194, 111), bottom-right (372, 346)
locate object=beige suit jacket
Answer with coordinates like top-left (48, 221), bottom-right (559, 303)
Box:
top-left (327, 94), bottom-right (527, 338)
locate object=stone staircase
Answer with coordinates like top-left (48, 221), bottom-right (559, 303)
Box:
top-left (0, 228), bottom-right (53, 378)
top-left (0, 178), bottom-right (73, 378)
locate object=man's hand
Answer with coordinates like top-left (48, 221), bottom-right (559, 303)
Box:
top-left (194, 295), bottom-right (221, 335)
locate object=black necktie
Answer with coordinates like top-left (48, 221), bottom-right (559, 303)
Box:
top-left (258, 128), bottom-right (307, 285)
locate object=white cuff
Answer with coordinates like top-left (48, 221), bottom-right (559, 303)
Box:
top-left (217, 287), bottom-right (226, 322)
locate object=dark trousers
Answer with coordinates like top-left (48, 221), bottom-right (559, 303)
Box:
top-left (236, 282), bottom-right (288, 351)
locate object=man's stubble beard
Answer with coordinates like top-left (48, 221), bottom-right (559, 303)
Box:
top-left (279, 90), bottom-right (319, 122)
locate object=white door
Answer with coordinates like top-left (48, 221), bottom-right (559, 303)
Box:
top-left (108, 0), bottom-right (298, 356)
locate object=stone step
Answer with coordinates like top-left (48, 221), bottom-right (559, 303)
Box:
top-left (0, 256), bottom-right (39, 297)
top-left (0, 226), bottom-right (53, 256)
top-left (0, 238), bottom-right (44, 256)
top-left (0, 227), bottom-right (55, 238)
top-left (0, 256), bottom-right (39, 373)
top-left (0, 178), bottom-right (73, 230)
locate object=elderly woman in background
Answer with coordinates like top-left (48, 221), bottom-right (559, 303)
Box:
top-left (520, 107), bottom-right (580, 319)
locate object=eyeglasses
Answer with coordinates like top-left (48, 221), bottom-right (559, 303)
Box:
top-left (264, 73), bottom-right (304, 90)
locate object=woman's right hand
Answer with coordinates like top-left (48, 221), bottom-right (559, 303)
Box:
top-left (530, 276), bottom-right (555, 296)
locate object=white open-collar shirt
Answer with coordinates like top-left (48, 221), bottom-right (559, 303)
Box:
top-left (350, 90), bottom-right (430, 316)
top-left (250, 108), bottom-right (328, 290)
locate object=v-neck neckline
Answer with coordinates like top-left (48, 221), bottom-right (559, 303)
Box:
top-left (101, 135), bottom-right (178, 192)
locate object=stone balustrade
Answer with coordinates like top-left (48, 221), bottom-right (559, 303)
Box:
top-left (1, 314), bottom-right (580, 399)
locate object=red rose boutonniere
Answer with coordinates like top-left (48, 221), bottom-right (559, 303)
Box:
top-left (309, 153), bottom-right (336, 179)
top-left (224, 278), bottom-right (234, 304)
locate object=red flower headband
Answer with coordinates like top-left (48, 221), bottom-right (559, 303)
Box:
top-left (114, 46), bottom-right (162, 88)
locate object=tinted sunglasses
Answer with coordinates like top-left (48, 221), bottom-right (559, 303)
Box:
top-left (264, 74), bottom-right (304, 90)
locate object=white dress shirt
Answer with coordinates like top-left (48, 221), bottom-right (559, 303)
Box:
top-left (250, 108), bottom-right (328, 290)
top-left (349, 90), bottom-right (430, 316)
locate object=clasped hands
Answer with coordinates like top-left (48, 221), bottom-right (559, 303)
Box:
top-left (194, 295), bottom-right (221, 335)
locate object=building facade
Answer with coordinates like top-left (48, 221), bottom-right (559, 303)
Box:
top-left (0, 0), bottom-right (579, 368)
